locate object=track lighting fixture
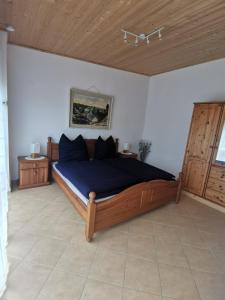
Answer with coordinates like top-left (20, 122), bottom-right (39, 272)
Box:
top-left (122, 27), bottom-right (163, 47)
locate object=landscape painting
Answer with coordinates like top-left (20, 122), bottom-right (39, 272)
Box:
top-left (69, 88), bottom-right (113, 129)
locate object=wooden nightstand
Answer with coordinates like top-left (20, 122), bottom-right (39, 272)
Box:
top-left (119, 152), bottom-right (138, 159)
top-left (18, 156), bottom-right (49, 189)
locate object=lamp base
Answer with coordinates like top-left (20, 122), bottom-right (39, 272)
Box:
top-left (31, 153), bottom-right (40, 159)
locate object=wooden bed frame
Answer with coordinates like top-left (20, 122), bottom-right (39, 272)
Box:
top-left (47, 137), bottom-right (182, 241)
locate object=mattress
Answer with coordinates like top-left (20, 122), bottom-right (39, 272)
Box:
top-left (53, 158), bottom-right (175, 205)
top-left (52, 162), bottom-right (115, 205)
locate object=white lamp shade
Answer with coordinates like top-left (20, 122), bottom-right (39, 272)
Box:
top-left (123, 143), bottom-right (130, 151)
top-left (30, 143), bottom-right (40, 154)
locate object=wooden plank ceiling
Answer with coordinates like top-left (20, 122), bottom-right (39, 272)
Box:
top-left (1, 0), bottom-right (225, 75)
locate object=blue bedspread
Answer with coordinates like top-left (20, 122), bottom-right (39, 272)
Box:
top-left (55, 160), bottom-right (138, 199)
top-left (104, 158), bottom-right (175, 182)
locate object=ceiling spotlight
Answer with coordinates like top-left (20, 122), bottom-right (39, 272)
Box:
top-left (123, 31), bottom-right (127, 43)
top-left (135, 36), bottom-right (138, 46)
top-left (0, 24), bottom-right (15, 32)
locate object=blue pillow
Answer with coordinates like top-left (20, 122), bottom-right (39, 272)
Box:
top-left (107, 136), bottom-right (117, 158)
top-left (94, 136), bottom-right (117, 159)
top-left (59, 134), bottom-right (88, 162)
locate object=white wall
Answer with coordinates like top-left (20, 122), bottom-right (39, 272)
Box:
top-left (142, 58), bottom-right (225, 177)
top-left (8, 45), bottom-right (149, 180)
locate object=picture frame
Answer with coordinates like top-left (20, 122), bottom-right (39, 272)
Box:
top-left (69, 88), bottom-right (113, 129)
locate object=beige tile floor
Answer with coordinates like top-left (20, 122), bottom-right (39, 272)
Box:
top-left (2, 184), bottom-right (225, 300)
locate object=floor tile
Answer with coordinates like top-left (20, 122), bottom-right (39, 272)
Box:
top-left (7, 220), bottom-right (27, 238)
top-left (124, 256), bottom-right (161, 294)
top-left (56, 243), bottom-right (96, 276)
top-left (193, 269), bottom-right (225, 300)
top-left (183, 245), bottom-right (222, 274)
top-left (44, 219), bottom-right (81, 241)
top-left (3, 262), bottom-right (51, 300)
top-left (22, 215), bottom-right (57, 237)
top-left (152, 222), bottom-right (180, 243)
top-left (95, 228), bottom-right (128, 253)
top-left (200, 231), bottom-right (225, 251)
top-left (36, 268), bottom-right (86, 300)
top-left (123, 288), bottom-right (162, 300)
top-left (70, 223), bottom-right (98, 247)
top-left (128, 218), bottom-right (154, 237)
top-left (128, 234), bottom-right (156, 261)
top-left (23, 237), bottom-right (67, 268)
top-left (211, 249), bottom-right (225, 274)
top-left (155, 238), bottom-right (188, 268)
top-left (7, 231), bottom-right (38, 259)
top-left (7, 256), bottom-right (22, 275)
top-left (176, 227), bottom-right (207, 248)
top-left (80, 279), bottom-right (123, 300)
top-left (57, 207), bottom-right (84, 223)
top-left (159, 263), bottom-right (200, 299)
top-left (88, 248), bottom-right (126, 286)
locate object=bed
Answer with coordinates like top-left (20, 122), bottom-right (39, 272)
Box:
top-left (47, 137), bottom-right (182, 241)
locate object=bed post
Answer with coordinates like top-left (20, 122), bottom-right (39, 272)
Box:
top-left (85, 192), bottom-right (96, 242)
top-left (176, 172), bottom-right (183, 203)
top-left (47, 137), bottom-right (52, 161)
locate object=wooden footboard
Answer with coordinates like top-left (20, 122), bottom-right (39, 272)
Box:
top-left (86, 179), bottom-right (179, 241)
top-left (52, 169), bottom-right (180, 241)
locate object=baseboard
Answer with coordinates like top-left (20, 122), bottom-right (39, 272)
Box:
top-left (182, 190), bottom-right (225, 214)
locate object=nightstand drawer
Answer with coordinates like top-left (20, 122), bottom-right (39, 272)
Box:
top-left (19, 160), bottom-right (48, 170)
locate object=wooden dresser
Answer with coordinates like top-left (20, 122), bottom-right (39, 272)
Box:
top-left (182, 102), bottom-right (225, 207)
top-left (18, 156), bottom-right (49, 189)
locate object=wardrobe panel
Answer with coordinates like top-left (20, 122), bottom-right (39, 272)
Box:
top-left (183, 103), bottom-right (222, 196)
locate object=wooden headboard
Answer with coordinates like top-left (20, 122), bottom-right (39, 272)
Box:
top-left (47, 136), bottom-right (119, 162)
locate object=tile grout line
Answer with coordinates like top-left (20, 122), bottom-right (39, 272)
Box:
top-left (154, 235), bottom-right (163, 299)
top-left (121, 233), bottom-right (129, 299)
top-left (181, 242), bottom-right (203, 300)
top-left (32, 236), bottom-right (71, 300)
top-left (79, 239), bottom-right (99, 299)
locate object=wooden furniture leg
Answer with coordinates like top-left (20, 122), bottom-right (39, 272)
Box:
top-left (85, 192), bottom-right (96, 242)
top-left (176, 172), bottom-right (183, 203)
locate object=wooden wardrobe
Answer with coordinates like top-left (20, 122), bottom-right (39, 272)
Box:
top-left (182, 102), bottom-right (225, 207)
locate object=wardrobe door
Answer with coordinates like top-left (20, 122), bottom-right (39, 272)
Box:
top-left (205, 106), bottom-right (225, 206)
top-left (183, 103), bottom-right (222, 196)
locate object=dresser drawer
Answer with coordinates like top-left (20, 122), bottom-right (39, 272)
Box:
top-left (20, 160), bottom-right (48, 170)
top-left (207, 178), bottom-right (225, 193)
top-left (209, 166), bottom-right (225, 181)
top-left (205, 188), bottom-right (225, 206)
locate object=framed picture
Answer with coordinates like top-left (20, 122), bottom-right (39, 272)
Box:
top-left (69, 88), bottom-right (113, 129)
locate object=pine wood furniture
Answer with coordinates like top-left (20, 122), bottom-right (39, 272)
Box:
top-left (47, 137), bottom-right (180, 241)
top-left (119, 152), bottom-right (138, 159)
top-left (182, 102), bottom-right (225, 207)
top-left (18, 156), bottom-right (49, 189)
top-left (2, 1), bottom-right (225, 76)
